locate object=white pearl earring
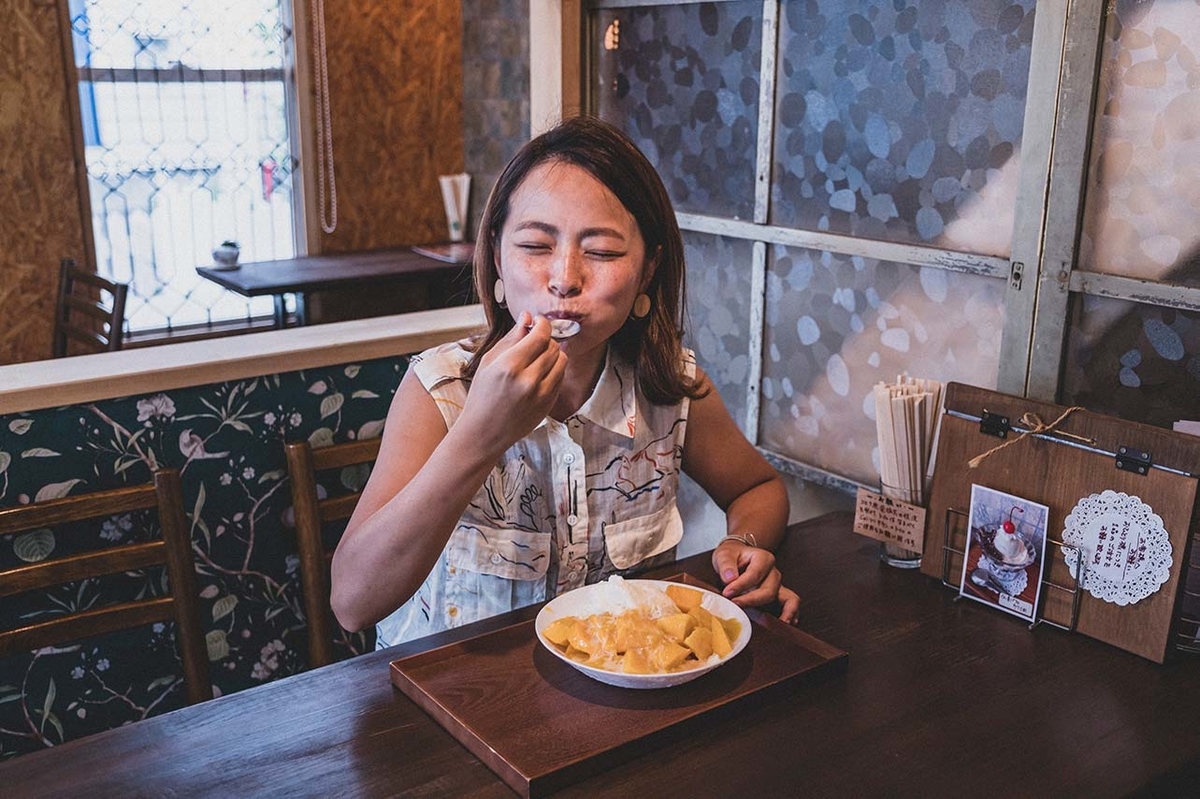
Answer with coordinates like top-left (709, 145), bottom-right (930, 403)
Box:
top-left (494, 278), bottom-right (506, 306)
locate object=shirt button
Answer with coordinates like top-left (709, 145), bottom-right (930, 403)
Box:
top-left (563, 453), bottom-right (575, 464)
top-left (567, 513), bottom-right (578, 526)
top-left (489, 553), bottom-right (502, 565)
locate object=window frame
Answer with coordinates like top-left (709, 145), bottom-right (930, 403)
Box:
top-left (60, 0), bottom-right (312, 338)
top-left (534, 0), bottom-right (1200, 492)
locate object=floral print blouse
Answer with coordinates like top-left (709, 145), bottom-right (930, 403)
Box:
top-left (375, 340), bottom-right (693, 647)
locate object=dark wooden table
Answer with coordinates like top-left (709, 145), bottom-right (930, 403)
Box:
top-left (4, 511), bottom-right (1200, 797)
top-left (196, 246), bottom-right (472, 328)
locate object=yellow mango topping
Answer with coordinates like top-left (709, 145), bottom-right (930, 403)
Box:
top-left (665, 583), bottom-right (705, 611)
top-left (722, 617), bottom-right (742, 644)
top-left (542, 617), bottom-right (576, 647)
top-left (650, 640), bottom-right (692, 671)
top-left (541, 583), bottom-right (741, 675)
top-left (688, 604), bottom-right (714, 630)
top-left (621, 649), bottom-right (653, 674)
top-left (684, 627), bottom-right (714, 660)
top-left (710, 615), bottom-right (733, 657)
top-left (656, 612), bottom-right (696, 643)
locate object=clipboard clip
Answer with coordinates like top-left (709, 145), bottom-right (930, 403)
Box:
top-left (1115, 445), bottom-right (1152, 475)
top-left (979, 409), bottom-right (1010, 439)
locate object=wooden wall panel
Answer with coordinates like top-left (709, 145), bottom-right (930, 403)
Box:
top-left (0, 0), bottom-right (89, 366)
top-left (315, 2), bottom-right (464, 254)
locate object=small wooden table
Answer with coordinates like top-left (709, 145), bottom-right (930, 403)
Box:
top-left (3, 511), bottom-right (1200, 796)
top-left (196, 246), bottom-right (473, 328)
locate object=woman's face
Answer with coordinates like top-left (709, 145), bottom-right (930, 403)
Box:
top-left (495, 160), bottom-right (650, 354)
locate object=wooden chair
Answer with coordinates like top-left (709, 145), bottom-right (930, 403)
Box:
top-left (285, 437), bottom-right (381, 668)
top-left (0, 469), bottom-right (210, 705)
top-left (53, 257), bottom-right (129, 357)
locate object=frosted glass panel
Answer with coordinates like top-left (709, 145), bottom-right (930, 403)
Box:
top-left (593, 2), bottom-right (763, 219)
top-left (1077, 0), bottom-right (1200, 286)
top-left (1061, 296), bottom-right (1200, 428)
top-left (683, 232), bottom-right (755, 434)
top-left (770, 0), bottom-right (1035, 256)
top-left (760, 245), bottom-right (1004, 484)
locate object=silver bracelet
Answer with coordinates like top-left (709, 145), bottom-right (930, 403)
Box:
top-left (721, 533), bottom-right (759, 549)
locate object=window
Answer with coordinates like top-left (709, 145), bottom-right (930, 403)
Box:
top-left (559, 0), bottom-right (1200, 492)
top-left (69, 0), bottom-right (301, 333)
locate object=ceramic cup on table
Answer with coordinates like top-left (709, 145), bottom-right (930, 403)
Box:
top-left (212, 241), bottom-right (241, 270)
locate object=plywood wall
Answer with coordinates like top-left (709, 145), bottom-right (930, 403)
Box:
top-left (0, 0), bottom-right (89, 366)
top-left (314, 2), bottom-right (464, 254)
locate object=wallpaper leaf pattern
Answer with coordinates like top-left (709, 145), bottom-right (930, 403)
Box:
top-left (0, 356), bottom-right (405, 758)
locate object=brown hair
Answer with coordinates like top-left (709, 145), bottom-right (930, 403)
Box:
top-left (467, 115), bottom-right (703, 405)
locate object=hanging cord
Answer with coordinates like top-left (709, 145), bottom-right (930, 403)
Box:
top-left (967, 407), bottom-right (1090, 469)
top-left (311, 0), bottom-right (338, 234)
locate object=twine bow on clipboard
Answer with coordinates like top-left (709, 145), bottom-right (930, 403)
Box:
top-left (968, 406), bottom-right (1091, 468)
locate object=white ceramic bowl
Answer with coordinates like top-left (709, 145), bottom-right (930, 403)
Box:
top-left (534, 578), bottom-right (752, 689)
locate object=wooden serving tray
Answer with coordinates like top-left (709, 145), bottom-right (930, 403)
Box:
top-left (389, 575), bottom-right (848, 797)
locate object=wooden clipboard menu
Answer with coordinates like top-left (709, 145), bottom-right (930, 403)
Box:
top-left (922, 383), bottom-right (1200, 663)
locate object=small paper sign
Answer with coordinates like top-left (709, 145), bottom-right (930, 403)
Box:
top-left (853, 488), bottom-right (926, 552)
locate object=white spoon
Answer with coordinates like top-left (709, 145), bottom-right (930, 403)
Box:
top-left (527, 318), bottom-right (581, 340)
top-left (549, 319), bottom-right (581, 339)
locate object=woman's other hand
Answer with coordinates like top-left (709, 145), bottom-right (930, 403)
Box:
top-left (711, 538), bottom-right (801, 625)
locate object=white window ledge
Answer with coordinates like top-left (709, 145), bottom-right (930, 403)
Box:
top-left (0, 305), bottom-right (485, 415)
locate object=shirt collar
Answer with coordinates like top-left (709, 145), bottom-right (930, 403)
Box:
top-left (574, 347), bottom-right (639, 439)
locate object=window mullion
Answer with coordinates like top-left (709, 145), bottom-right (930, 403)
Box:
top-left (1025, 0), bottom-right (1108, 401)
top-left (676, 212), bottom-right (1009, 278)
top-left (994, 0), bottom-right (1072, 396)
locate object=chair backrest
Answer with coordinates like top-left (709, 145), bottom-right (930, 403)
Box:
top-left (0, 469), bottom-right (210, 705)
top-left (284, 437), bottom-right (381, 668)
top-left (53, 257), bottom-right (129, 358)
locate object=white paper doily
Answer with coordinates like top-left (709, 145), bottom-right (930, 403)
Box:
top-left (1063, 490), bottom-right (1172, 606)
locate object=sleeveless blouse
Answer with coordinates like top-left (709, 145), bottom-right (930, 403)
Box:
top-left (375, 340), bottom-right (693, 648)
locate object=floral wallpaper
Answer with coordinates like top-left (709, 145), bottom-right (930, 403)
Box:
top-left (0, 356), bottom-right (405, 758)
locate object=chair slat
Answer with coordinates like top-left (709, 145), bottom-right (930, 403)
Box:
top-left (319, 494), bottom-right (361, 522)
top-left (0, 484), bottom-right (158, 533)
top-left (310, 438), bottom-right (382, 471)
top-left (0, 540), bottom-right (165, 598)
top-left (63, 294), bottom-right (116, 321)
top-left (0, 597), bottom-right (174, 656)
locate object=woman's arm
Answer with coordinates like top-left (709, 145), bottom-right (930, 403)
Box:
top-left (330, 315), bottom-right (566, 631)
top-left (682, 368), bottom-right (800, 623)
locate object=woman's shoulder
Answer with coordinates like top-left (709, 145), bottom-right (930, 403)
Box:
top-left (410, 339), bottom-right (473, 390)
